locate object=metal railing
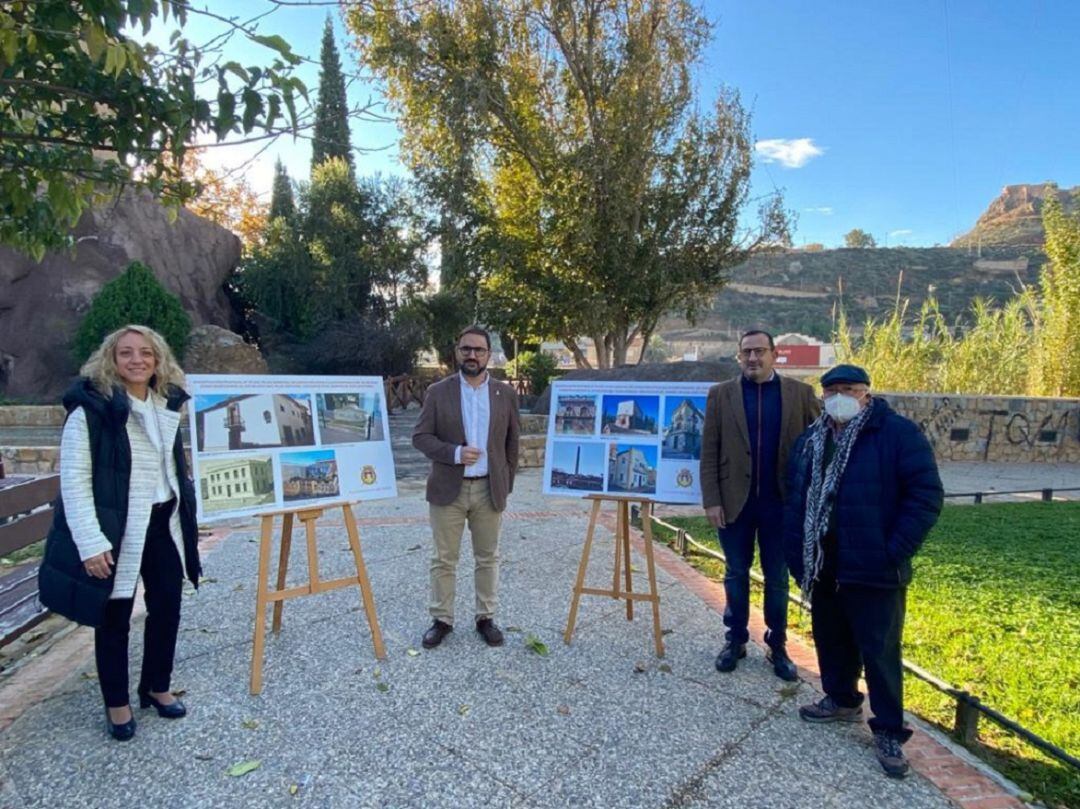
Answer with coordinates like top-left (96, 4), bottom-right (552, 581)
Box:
top-left (943, 486), bottom-right (1080, 503)
top-left (644, 512), bottom-right (1080, 773)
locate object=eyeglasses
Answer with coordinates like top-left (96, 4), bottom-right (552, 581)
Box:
top-left (738, 347), bottom-right (770, 359)
top-left (457, 346), bottom-right (489, 356)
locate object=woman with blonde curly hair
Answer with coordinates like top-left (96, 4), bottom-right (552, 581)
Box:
top-left (40, 324), bottom-right (202, 741)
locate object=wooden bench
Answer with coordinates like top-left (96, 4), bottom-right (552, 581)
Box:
top-left (0, 475), bottom-right (60, 646)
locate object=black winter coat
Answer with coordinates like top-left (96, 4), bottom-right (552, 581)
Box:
top-left (783, 398), bottom-right (943, 589)
top-left (38, 379), bottom-right (201, 627)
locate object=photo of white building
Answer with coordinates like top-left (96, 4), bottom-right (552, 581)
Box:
top-left (198, 456), bottom-right (275, 514)
top-left (196, 393), bottom-right (315, 452)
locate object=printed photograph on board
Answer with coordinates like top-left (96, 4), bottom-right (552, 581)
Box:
top-left (281, 449), bottom-right (340, 503)
top-left (195, 393), bottom-right (315, 452)
top-left (553, 393), bottom-right (598, 435)
top-left (607, 443), bottom-right (657, 495)
top-left (316, 392), bottom-right (385, 444)
top-left (661, 396), bottom-right (707, 460)
top-left (548, 441), bottom-right (605, 492)
top-left (600, 395), bottom-right (660, 436)
top-left (198, 455), bottom-right (275, 515)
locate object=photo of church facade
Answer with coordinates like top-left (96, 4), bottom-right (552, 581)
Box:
top-left (661, 397), bottom-right (706, 460)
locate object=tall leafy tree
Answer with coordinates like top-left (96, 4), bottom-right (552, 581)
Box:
top-left (310, 17), bottom-right (354, 173)
top-left (350, 0), bottom-right (788, 368)
top-left (844, 228), bottom-right (878, 249)
top-left (0, 1), bottom-right (308, 259)
top-left (268, 159), bottom-right (296, 222)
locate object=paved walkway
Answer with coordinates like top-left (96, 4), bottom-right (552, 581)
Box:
top-left (0, 469), bottom-right (1030, 808)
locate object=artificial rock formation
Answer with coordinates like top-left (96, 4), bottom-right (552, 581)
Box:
top-left (185, 325), bottom-right (268, 375)
top-left (0, 192), bottom-right (241, 399)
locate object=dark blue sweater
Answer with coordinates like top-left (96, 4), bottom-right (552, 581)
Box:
top-left (741, 374), bottom-right (782, 501)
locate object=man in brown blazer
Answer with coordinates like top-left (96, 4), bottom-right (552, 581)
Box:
top-left (700, 330), bottom-right (821, 679)
top-left (413, 325), bottom-right (520, 649)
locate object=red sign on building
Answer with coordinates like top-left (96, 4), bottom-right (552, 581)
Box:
top-left (774, 345), bottom-right (821, 367)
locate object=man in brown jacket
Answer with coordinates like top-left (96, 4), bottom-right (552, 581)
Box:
top-left (413, 326), bottom-right (520, 649)
top-left (700, 330), bottom-right (821, 679)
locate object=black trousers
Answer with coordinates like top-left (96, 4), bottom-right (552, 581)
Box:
top-left (95, 500), bottom-right (184, 708)
top-left (811, 578), bottom-right (911, 742)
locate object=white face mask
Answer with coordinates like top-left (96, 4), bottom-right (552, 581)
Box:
top-left (824, 393), bottom-right (864, 423)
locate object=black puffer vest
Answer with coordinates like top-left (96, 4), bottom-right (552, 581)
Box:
top-left (38, 379), bottom-right (201, 627)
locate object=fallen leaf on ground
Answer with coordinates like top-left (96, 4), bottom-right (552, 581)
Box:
top-left (406, 544), bottom-right (422, 552)
top-left (80, 671), bottom-right (98, 680)
top-left (376, 682), bottom-right (390, 693)
top-left (373, 667), bottom-right (382, 679)
top-left (233, 584), bottom-right (245, 591)
top-left (288, 784), bottom-right (299, 795)
top-left (199, 576), bottom-right (218, 584)
top-left (457, 704), bottom-right (470, 716)
top-left (226, 760), bottom-right (262, 777)
top-left (557, 704), bottom-right (571, 716)
top-left (661, 628), bottom-right (674, 636)
top-left (406, 648), bottom-right (420, 657)
top-left (633, 661), bottom-right (647, 673)
top-left (779, 683), bottom-right (800, 698)
top-left (241, 719), bottom-right (259, 730)
top-left (524, 634), bottom-right (550, 656)
top-left (630, 565), bottom-right (641, 573)
top-left (194, 753), bottom-right (213, 761)
top-left (172, 689), bottom-right (187, 697)
top-left (504, 626), bottom-right (523, 633)
top-left (658, 663), bottom-right (673, 674)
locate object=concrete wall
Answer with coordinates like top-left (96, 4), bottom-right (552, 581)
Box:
top-left (878, 393), bottom-right (1079, 463)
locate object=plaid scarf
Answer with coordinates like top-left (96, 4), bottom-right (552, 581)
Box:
top-left (800, 401), bottom-right (875, 599)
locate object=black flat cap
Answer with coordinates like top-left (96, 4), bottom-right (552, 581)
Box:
top-left (820, 363), bottom-right (871, 387)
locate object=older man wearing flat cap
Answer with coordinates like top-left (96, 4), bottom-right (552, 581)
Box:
top-left (783, 364), bottom-right (943, 778)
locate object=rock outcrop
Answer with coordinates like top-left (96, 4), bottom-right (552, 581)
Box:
top-left (0, 192), bottom-right (241, 399)
top-left (184, 325), bottom-right (268, 375)
top-left (951, 183), bottom-right (1078, 248)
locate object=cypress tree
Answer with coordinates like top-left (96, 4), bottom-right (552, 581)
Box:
top-left (311, 18), bottom-right (354, 173)
top-left (268, 158), bottom-right (296, 221)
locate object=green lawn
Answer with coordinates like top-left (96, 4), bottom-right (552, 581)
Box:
top-left (655, 502), bottom-right (1080, 808)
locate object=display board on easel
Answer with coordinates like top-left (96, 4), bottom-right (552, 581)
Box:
top-left (187, 374), bottom-right (397, 522)
top-left (542, 380), bottom-right (711, 504)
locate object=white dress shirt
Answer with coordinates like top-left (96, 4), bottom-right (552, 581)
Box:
top-left (454, 372), bottom-right (490, 477)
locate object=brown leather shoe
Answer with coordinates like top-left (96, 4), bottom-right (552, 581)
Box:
top-left (475, 618), bottom-right (504, 647)
top-left (422, 619), bottom-right (453, 649)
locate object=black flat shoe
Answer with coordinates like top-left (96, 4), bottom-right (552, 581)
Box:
top-left (104, 706), bottom-right (136, 741)
top-left (138, 687), bottom-right (188, 719)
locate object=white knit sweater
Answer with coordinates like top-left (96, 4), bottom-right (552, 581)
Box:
top-left (60, 394), bottom-right (188, 599)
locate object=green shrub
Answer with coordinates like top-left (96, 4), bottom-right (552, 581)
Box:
top-left (73, 261), bottom-right (192, 364)
top-left (506, 350), bottom-right (559, 396)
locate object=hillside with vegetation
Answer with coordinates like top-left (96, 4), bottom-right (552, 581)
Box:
top-left (659, 244), bottom-right (1046, 346)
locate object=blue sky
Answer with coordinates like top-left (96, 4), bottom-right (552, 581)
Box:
top-left (159, 1), bottom-right (1080, 247)
top-left (551, 442), bottom-right (605, 476)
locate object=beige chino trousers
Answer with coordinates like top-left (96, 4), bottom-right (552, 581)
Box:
top-left (428, 477), bottom-right (502, 624)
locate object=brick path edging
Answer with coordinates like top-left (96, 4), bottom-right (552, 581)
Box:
top-left (600, 511), bottom-right (1028, 809)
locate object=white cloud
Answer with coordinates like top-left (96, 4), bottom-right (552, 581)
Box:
top-left (804, 206), bottom-right (833, 215)
top-left (889, 229), bottom-right (913, 238)
top-left (754, 138), bottom-right (824, 168)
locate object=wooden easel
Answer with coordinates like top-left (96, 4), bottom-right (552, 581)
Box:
top-left (250, 500), bottom-right (386, 694)
top-left (563, 494), bottom-right (664, 657)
